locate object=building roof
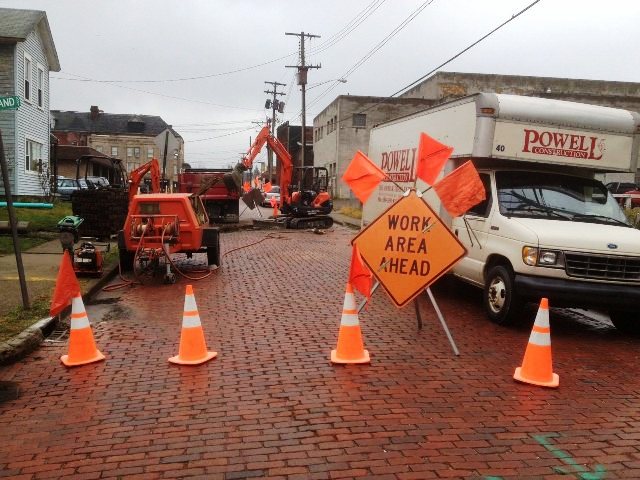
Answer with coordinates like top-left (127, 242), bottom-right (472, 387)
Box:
top-left (51, 110), bottom-right (182, 139)
top-left (55, 145), bottom-right (107, 161)
top-left (0, 8), bottom-right (60, 71)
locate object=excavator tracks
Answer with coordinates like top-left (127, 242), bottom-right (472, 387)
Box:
top-left (287, 216), bottom-right (334, 230)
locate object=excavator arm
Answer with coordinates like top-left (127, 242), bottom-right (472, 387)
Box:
top-left (128, 158), bottom-right (160, 203)
top-left (265, 135), bottom-right (293, 206)
top-left (223, 122), bottom-right (293, 207)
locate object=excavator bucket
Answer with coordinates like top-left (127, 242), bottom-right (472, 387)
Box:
top-left (223, 164), bottom-right (245, 193)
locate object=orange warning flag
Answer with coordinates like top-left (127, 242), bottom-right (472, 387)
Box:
top-left (342, 150), bottom-right (386, 204)
top-left (263, 182), bottom-right (273, 193)
top-left (349, 244), bottom-right (372, 301)
top-left (243, 181), bottom-right (251, 193)
top-left (415, 132), bottom-right (454, 186)
top-left (50, 250), bottom-right (81, 316)
top-left (434, 161), bottom-right (486, 217)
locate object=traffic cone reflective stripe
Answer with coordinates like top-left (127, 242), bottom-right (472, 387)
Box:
top-left (513, 298), bottom-right (559, 388)
top-left (169, 284), bottom-right (217, 365)
top-left (331, 282), bottom-right (370, 364)
top-left (61, 294), bottom-right (105, 367)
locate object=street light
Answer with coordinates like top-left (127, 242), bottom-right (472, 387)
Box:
top-left (307, 78), bottom-right (347, 90)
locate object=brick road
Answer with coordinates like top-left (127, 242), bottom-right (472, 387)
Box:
top-left (1, 224), bottom-right (640, 479)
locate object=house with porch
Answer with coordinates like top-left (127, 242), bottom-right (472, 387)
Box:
top-left (0, 7), bottom-right (60, 196)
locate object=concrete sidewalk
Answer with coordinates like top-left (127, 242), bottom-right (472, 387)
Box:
top-left (0, 238), bottom-right (117, 364)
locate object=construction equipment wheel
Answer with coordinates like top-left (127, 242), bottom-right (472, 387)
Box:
top-left (164, 272), bottom-right (177, 284)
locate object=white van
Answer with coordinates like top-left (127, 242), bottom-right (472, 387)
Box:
top-left (363, 93), bottom-right (640, 332)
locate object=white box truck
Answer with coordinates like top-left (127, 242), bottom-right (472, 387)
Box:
top-left (362, 93), bottom-right (640, 332)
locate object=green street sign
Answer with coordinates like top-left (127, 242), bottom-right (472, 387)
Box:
top-left (0, 96), bottom-right (21, 110)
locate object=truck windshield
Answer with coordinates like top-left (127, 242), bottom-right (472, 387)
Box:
top-left (496, 171), bottom-right (630, 227)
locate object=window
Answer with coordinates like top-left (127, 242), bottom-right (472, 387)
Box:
top-left (127, 147), bottom-right (133, 158)
top-left (37, 66), bottom-right (44, 108)
top-left (25, 139), bottom-right (43, 172)
top-left (147, 148), bottom-right (154, 159)
top-left (134, 147), bottom-right (140, 158)
top-left (111, 146), bottom-right (118, 157)
top-left (23, 55), bottom-right (32, 102)
top-left (467, 173), bottom-right (492, 217)
top-left (352, 113), bottom-right (366, 128)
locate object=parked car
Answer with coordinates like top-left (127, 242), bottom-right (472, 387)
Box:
top-left (85, 176), bottom-right (110, 188)
top-left (261, 185), bottom-right (280, 207)
top-left (56, 178), bottom-right (87, 200)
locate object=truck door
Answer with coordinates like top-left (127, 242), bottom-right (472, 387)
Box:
top-left (450, 172), bottom-right (493, 285)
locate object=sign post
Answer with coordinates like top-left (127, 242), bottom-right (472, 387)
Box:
top-left (0, 130), bottom-right (30, 309)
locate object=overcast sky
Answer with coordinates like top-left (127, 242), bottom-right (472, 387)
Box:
top-left (1, 0), bottom-right (639, 168)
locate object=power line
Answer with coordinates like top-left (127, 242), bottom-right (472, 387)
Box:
top-left (307, 0), bottom-right (543, 128)
top-left (50, 1), bottom-right (386, 85)
top-left (295, 0), bottom-right (435, 120)
top-left (390, 0), bottom-right (543, 97)
top-left (52, 72), bottom-right (259, 110)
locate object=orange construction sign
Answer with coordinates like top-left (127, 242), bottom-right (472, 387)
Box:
top-left (352, 189), bottom-right (467, 308)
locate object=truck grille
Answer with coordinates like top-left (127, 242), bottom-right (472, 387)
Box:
top-left (564, 252), bottom-right (640, 281)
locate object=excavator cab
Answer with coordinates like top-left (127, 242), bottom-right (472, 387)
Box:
top-left (283, 167), bottom-right (333, 227)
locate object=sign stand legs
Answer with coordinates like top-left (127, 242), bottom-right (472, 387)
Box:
top-left (425, 287), bottom-right (459, 356)
top-left (413, 298), bottom-right (423, 330)
top-left (357, 280), bottom-right (459, 356)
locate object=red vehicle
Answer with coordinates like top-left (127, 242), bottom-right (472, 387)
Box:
top-left (177, 168), bottom-right (240, 223)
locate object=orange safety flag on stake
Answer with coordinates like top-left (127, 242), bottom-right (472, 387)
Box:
top-left (415, 132), bottom-right (454, 186)
top-left (50, 250), bottom-right (81, 317)
top-left (263, 182), bottom-right (273, 193)
top-left (349, 244), bottom-right (372, 301)
top-left (342, 150), bottom-right (386, 204)
top-left (433, 161), bottom-right (486, 217)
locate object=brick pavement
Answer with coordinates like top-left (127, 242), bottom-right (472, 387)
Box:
top-left (1, 224), bottom-right (640, 479)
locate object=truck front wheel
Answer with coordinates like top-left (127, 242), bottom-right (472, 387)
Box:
top-left (484, 265), bottom-right (524, 325)
top-left (609, 310), bottom-right (640, 334)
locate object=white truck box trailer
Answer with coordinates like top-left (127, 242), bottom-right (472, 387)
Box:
top-left (362, 93), bottom-right (640, 331)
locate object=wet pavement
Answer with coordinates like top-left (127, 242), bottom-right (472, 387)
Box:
top-left (1, 223), bottom-right (639, 479)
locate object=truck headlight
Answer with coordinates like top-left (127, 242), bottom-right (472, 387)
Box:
top-left (538, 250), bottom-right (558, 265)
top-left (522, 246), bottom-right (562, 267)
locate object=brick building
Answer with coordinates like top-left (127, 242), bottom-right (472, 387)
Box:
top-left (51, 106), bottom-right (184, 184)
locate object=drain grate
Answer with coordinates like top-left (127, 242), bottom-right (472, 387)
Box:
top-left (43, 326), bottom-right (69, 344)
top-left (0, 381), bottom-right (20, 403)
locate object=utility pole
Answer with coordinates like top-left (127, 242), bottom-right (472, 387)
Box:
top-left (264, 81), bottom-right (286, 183)
top-left (285, 31), bottom-right (320, 171)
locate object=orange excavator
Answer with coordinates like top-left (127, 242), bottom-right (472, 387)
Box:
top-left (128, 158), bottom-right (161, 204)
top-left (225, 122), bottom-right (334, 229)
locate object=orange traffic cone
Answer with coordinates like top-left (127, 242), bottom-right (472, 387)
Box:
top-left (169, 285), bottom-right (217, 365)
top-left (513, 298), bottom-right (559, 388)
top-left (270, 197), bottom-right (278, 217)
top-left (331, 282), bottom-right (370, 364)
top-left (61, 294), bottom-right (105, 367)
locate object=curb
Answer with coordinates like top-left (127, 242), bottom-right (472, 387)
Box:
top-left (0, 262), bottom-right (120, 366)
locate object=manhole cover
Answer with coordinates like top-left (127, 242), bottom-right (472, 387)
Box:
top-left (0, 381), bottom-right (20, 403)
